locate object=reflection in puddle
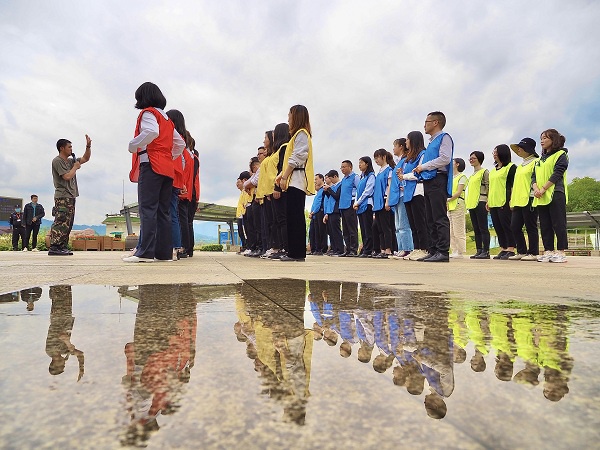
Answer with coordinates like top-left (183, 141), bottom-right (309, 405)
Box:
top-left (0, 280), bottom-right (599, 448)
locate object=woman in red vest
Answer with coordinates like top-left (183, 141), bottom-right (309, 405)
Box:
top-left (125, 82), bottom-right (185, 262)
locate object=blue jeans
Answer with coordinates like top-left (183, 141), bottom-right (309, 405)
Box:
top-left (394, 200), bottom-right (413, 251)
top-left (170, 188), bottom-right (182, 248)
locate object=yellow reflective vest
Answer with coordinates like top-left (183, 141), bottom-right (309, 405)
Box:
top-left (283, 129), bottom-right (315, 195)
top-left (510, 159), bottom-right (537, 208)
top-left (465, 168), bottom-right (487, 210)
top-left (448, 173), bottom-right (468, 211)
top-left (532, 150), bottom-right (568, 207)
top-left (488, 163), bottom-right (514, 208)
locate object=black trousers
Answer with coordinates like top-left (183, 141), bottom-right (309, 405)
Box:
top-left (469, 201), bottom-right (490, 251)
top-left (358, 205), bottom-right (374, 255)
top-left (511, 199), bottom-right (539, 255)
top-left (260, 199), bottom-right (274, 250)
top-left (340, 207), bottom-right (359, 253)
top-left (178, 199), bottom-right (190, 252)
top-left (237, 217), bottom-right (247, 248)
top-left (244, 203), bottom-right (258, 250)
top-left (373, 209), bottom-right (393, 251)
top-left (314, 210), bottom-right (328, 252)
top-left (424, 173), bottom-right (450, 255)
top-left (12, 227), bottom-right (26, 250)
top-left (326, 212), bottom-right (344, 254)
top-left (405, 196), bottom-right (430, 251)
top-left (490, 205), bottom-right (515, 249)
top-left (309, 217), bottom-right (317, 252)
top-left (252, 201), bottom-right (263, 251)
top-left (286, 187), bottom-right (307, 259)
top-left (187, 200), bottom-right (197, 255)
top-left (390, 209), bottom-right (398, 252)
top-left (538, 191), bottom-right (568, 251)
top-left (272, 193), bottom-right (288, 250)
top-left (136, 162), bottom-right (173, 260)
top-left (26, 222), bottom-right (41, 249)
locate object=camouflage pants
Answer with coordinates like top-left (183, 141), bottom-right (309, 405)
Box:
top-left (50, 197), bottom-right (76, 249)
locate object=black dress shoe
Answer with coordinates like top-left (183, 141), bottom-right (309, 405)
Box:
top-left (493, 251), bottom-right (507, 260)
top-left (279, 255), bottom-right (305, 262)
top-left (470, 250), bottom-right (482, 259)
top-left (344, 251), bottom-right (358, 257)
top-left (423, 252), bottom-right (449, 262)
top-left (498, 251), bottom-right (514, 260)
top-left (474, 251), bottom-right (490, 259)
top-left (48, 247), bottom-right (70, 256)
top-left (358, 253), bottom-right (369, 258)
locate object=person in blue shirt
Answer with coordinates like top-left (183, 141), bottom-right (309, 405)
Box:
top-left (308, 174), bottom-right (327, 255)
top-left (322, 170), bottom-right (344, 255)
top-left (338, 160), bottom-right (360, 256)
top-left (353, 156), bottom-right (376, 257)
top-left (372, 149), bottom-right (395, 258)
top-left (391, 139), bottom-right (413, 258)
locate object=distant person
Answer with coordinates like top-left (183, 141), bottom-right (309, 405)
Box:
top-left (186, 133), bottom-right (200, 257)
top-left (9, 204), bottom-right (26, 251)
top-left (125, 82), bottom-right (185, 262)
top-left (447, 158), bottom-right (468, 258)
top-left (354, 156), bottom-right (376, 257)
top-left (48, 136), bottom-right (91, 256)
top-left (23, 195), bottom-right (45, 251)
top-left (466, 151), bottom-right (491, 259)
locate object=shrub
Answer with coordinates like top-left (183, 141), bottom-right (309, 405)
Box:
top-left (199, 244), bottom-right (223, 252)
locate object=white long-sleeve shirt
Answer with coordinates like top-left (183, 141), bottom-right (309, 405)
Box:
top-left (128, 109), bottom-right (185, 163)
top-left (287, 131), bottom-right (309, 191)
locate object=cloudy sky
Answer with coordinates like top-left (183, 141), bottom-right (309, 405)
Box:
top-left (1, 0), bottom-right (599, 226)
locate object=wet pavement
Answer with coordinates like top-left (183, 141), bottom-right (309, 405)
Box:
top-left (1, 279), bottom-right (600, 449)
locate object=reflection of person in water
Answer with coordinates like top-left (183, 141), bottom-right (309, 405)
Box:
top-left (121, 284), bottom-right (197, 447)
top-left (21, 286), bottom-right (42, 311)
top-left (45, 285), bottom-right (84, 381)
top-left (238, 279), bottom-right (314, 425)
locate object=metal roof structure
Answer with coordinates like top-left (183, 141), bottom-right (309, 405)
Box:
top-left (120, 201), bottom-right (237, 237)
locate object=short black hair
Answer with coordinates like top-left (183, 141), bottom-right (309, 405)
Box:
top-left (31, 194), bottom-right (38, 199)
top-left (494, 144), bottom-right (512, 167)
top-left (134, 82), bottom-right (167, 110)
top-left (454, 158), bottom-right (466, 172)
top-left (238, 171), bottom-right (251, 181)
top-left (470, 150), bottom-right (485, 164)
top-left (325, 169), bottom-right (339, 178)
top-left (315, 173), bottom-right (324, 181)
top-left (427, 111), bottom-right (446, 129)
top-left (56, 139), bottom-right (71, 151)
top-left (341, 160), bottom-right (353, 168)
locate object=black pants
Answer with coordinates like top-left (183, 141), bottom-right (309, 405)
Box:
top-left (286, 187), bottom-right (307, 259)
top-left (260, 199), bottom-right (274, 250)
top-left (272, 193), bottom-right (288, 250)
top-left (405, 196), bottom-right (430, 250)
top-left (424, 173), bottom-right (450, 255)
top-left (309, 217), bottom-right (317, 252)
top-left (26, 223), bottom-right (41, 249)
top-left (136, 162), bottom-right (173, 260)
top-left (490, 205), bottom-right (515, 249)
top-left (244, 203), bottom-right (258, 250)
top-left (178, 199), bottom-right (190, 252)
top-left (390, 209), bottom-right (398, 252)
top-left (511, 199), bottom-right (539, 255)
top-left (252, 201), bottom-right (263, 251)
top-left (538, 191), bottom-right (568, 251)
top-left (469, 201), bottom-right (490, 251)
top-left (12, 227), bottom-right (26, 250)
top-left (373, 209), bottom-right (393, 251)
top-left (358, 205), bottom-right (374, 255)
top-left (314, 210), bottom-right (328, 252)
top-left (187, 200), bottom-right (197, 255)
top-left (340, 207), bottom-right (359, 253)
top-left (237, 217), bottom-right (247, 249)
top-left (326, 212), bottom-right (344, 254)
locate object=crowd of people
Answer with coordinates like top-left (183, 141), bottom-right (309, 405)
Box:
top-left (236, 111), bottom-right (570, 263)
top-left (8, 195), bottom-right (46, 251)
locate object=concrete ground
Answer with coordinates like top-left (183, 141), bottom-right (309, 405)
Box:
top-left (1, 250), bottom-right (598, 303)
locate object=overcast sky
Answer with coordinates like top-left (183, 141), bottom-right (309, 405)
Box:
top-left (1, 0), bottom-right (599, 225)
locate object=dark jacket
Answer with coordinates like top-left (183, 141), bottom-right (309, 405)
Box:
top-left (9, 212), bottom-right (25, 229)
top-left (23, 202), bottom-right (45, 226)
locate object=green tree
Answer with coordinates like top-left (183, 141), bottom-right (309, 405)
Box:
top-left (566, 177), bottom-right (600, 212)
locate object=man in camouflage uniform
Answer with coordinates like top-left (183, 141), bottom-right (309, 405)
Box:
top-left (49, 136), bottom-right (92, 255)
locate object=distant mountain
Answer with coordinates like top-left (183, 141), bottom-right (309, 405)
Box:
top-left (41, 219), bottom-right (106, 235)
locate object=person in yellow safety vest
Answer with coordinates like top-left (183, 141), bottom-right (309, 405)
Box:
top-left (447, 158), bottom-right (468, 258)
top-left (466, 151), bottom-right (491, 259)
top-left (508, 138), bottom-right (540, 261)
top-left (532, 129), bottom-right (569, 263)
top-left (487, 144), bottom-right (517, 259)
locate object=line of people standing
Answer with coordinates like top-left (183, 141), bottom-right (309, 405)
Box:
top-left (124, 82), bottom-right (200, 263)
top-left (8, 195), bottom-right (45, 251)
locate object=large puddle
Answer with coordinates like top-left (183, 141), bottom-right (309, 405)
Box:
top-left (1, 280), bottom-right (599, 449)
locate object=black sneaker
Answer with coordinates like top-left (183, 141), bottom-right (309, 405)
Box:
top-left (493, 251), bottom-right (507, 260)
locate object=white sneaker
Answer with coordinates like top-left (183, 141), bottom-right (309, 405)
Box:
top-left (521, 254), bottom-right (537, 261)
top-left (549, 253), bottom-right (568, 263)
top-left (449, 252), bottom-right (464, 259)
top-left (122, 256), bottom-right (154, 263)
top-left (409, 250), bottom-right (426, 261)
top-left (22, 248), bottom-right (28, 252)
top-left (243, 249), bottom-right (252, 256)
top-left (403, 250), bottom-right (417, 260)
top-left (508, 253), bottom-right (525, 260)
top-left (32, 248), bottom-right (39, 252)
top-left (537, 251), bottom-right (555, 262)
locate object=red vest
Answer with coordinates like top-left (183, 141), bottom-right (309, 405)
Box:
top-left (173, 154), bottom-right (184, 189)
top-left (129, 108), bottom-right (175, 182)
top-left (179, 150), bottom-right (194, 201)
